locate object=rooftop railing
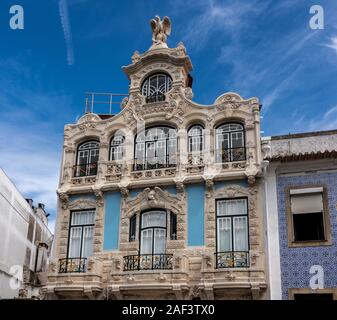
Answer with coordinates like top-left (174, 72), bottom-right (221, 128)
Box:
top-left (85, 92), bottom-right (128, 115)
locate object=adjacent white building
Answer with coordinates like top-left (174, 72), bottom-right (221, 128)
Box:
top-left (0, 168), bottom-right (53, 299)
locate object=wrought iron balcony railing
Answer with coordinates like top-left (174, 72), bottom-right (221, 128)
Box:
top-left (215, 251), bottom-right (249, 268)
top-left (216, 147), bottom-right (246, 163)
top-left (133, 156), bottom-right (177, 171)
top-left (73, 163), bottom-right (98, 177)
top-left (123, 254), bottom-right (173, 271)
top-left (59, 258), bottom-right (87, 273)
top-left (145, 93), bottom-right (166, 103)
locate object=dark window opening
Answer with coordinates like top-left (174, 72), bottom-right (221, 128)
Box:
top-left (294, 293), bottom-right (333, 300)
top-left (293, 212), bottom-right (325, 242)
top-left (170, 213), bottom-right (177, 240)
top-left (129, 215), bottom-right (136, 242)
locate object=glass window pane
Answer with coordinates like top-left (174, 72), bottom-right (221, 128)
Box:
top-left (142, 211), bottom-right (166, 228)
top-left (154, 228), bottom-right (166, 254)
top-left (69, 227), bottom-right (82, 258)
top-left (140, 229), bottom-right (153, 254)
top-left (217, 199), bottom-right (247, 216)
top-left (81, 226), bottom-right (94, 258)
top-left (71, 210), bottom-right (95, 225)
top-left (217, 217), bottom-right (232, 252)
top-left (233, 216), bottom-right (248, 251)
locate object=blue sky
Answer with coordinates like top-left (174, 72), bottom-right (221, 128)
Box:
top-left (0, 0), bottom-right (337, 230)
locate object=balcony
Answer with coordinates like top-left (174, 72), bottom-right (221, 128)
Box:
top-left (216, 147), bottom-right (246, 163)
top-left (123, 254), bottom-right (173, 271)
top-left (73, 163), bottom-right (98, 178)
top-left (215, 251), bottom-right (249, 268)
top-left (133, 156), bottom-right (177, 171)
top-left (59, 258), bottom-right (87, 273)
top-left (145, 93), bottom-right (165, 104)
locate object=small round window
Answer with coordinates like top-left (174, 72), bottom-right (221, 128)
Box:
top-left (141, 73), bottom-right (172, 103)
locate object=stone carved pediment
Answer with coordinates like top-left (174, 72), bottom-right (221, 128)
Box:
top-left (123, 187), bottom-right (183, 218)
top-left (215, 185), bottom-right (249, 198)
top-left (212, 93), bottom-right (260, 115)
top-left (68, 199), bottom-right (97, 210)
top-left (77, 113), bottom-right (101, 124)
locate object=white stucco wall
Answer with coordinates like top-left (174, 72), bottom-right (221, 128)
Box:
top-left (0, 169), bottom-right (31, 298)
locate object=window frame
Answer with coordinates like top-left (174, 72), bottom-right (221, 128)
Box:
top-left (215, 122), bottom-right (246, 163)
top-left (141, 73), bottom-right (173, 103)
top-left (133, 126), bottom-right (177, 171)
top-left (289, 288), bottom-right (337, 300)
top-left (67, 209), bottom-right (96, 259)
top-left (75, 140), bottom-right (100, 177)
top-left (129, 214), bottom-right (137, 242)
top-left (109, 134), bottom-right (125, 161)
top-left (285, 185), bottom-right (332, 248)
top-left (188, 124), bottom-right (204, 154)
top-left (215, 197), bottom-right (250, 268)
top-left (139, 209), bottom-right (168, 255)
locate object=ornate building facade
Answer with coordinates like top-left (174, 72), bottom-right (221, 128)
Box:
top-left (44, 16), bottom-right (267, 300)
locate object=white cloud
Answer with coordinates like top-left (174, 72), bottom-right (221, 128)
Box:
top-left (262, 66), bottom-right (301, 111)
top-left (308, 104), bottom-right (337, 131)
top-left (324, 36), bottom-right (337, 55)
top-left (0, 58), bottom-right (71, 220)
top-left (59, 0), bottom-right (74, 65)
top-left (175, 0), bottom-right (270, 49)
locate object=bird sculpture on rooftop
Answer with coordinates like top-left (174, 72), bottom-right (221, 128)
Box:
top-left (150, 15), bottom-right (171, 47)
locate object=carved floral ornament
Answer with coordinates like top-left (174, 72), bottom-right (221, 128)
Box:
top-left (214, 185), bottom-right (250, 199)
top-left (57, 190), bottom-right (101, 210)
top-left (123, 187), bottom-right (184, 218)
top-left (68, 198), bottom-right (98, 211)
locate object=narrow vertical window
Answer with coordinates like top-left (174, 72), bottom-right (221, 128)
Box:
top-left (110, 134), bottom-right (125, 161)
top-left (129, 215), bottom-right (137, 242)
top-left (188, 125), bottom-right (203, 154)
top-left (170, 212), bottom-right (177, 240)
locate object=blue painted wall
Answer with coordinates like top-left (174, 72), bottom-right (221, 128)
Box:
top-left (103, 192), bottom-right (121, 250)
top-left (277, 172), bottom-right (337, 299)
top-left (186, 184), bottom-right (205, 246)
top-left (69, 193), bottom-right (96, 203)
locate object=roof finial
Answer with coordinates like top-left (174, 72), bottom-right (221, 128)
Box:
top-left (150, 15), bottom-right (171, 49)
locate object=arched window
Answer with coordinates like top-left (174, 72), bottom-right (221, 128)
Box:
top-left (140, 210), bottom-right (167, 255)
top-left (75, 141), bottom-right (99, 177)
top-left (215, 123), bottom-right (245, 163)
top-left (134, 126), bottom-right (177, 171)
top-left (188, 125), bottom-right (203, 153)
top-left (141, 73), bottom-right (172, 103)
top-left (110, 134), bottom-right (125, 161)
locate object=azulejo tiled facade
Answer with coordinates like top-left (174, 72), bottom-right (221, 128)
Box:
top-left (44, 16), bottom-right (267, 300)
top-left (263, 131), bottom-right (337, 300)
top-left (277, 172), bottom-right (337, 299)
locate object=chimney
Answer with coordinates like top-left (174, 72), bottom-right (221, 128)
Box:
top-left (38, 203), bottom-right (45, 210)
top-left (26, 199), bottom-right (33, 208)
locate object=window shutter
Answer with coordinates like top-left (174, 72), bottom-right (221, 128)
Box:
top-left (291, 193), bottom-right (323, 214)
top-left (129, 215), bottom-right (136, 242)
top-left (170, 213), bottom-right (177, 240)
